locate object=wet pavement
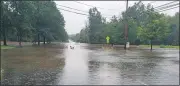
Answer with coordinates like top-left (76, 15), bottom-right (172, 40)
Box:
top-left (1, 42), bottom-right (179, 85)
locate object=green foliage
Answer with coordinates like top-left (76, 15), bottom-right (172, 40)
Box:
top-left (69, 1), bottom-right (179, 46)
top-left (69, 34), bottom-right (80, 42)
top-left (140, 45), bottom-right (179, 49)
top-left (165, 12), bottom-right (179, 45)
top-left (135, 39), bottom-right (140, 45)
top-left (88, 7), bottom-right (104, 44)
top-left (1, 1), bottom-right (68, 46)
top-left (160, 44), bottom-right (165, 48)
top-left (1, 45), bottom-right (15, 49)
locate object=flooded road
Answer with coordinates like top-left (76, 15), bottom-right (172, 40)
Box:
top-left (1, 42), bottom-right (179, 85)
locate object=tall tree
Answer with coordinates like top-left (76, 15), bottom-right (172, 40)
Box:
top-left (9, 1), bottom-right (35, 46)
top-left (137, 11), bottom-right (170, 50)
top-left (1, 1), bottom-right (68, 46)
top-left (88, 7), bottom-right (104, 44)
top-left (166, 12), bottom-right (179, 45)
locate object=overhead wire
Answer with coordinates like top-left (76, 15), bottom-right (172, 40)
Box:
top-left (57, 8), bottom-right (89, 16)
top-left (74, 1), bottom-right (119, 11)
top-left (146, 1), bottom-right (179, 13)
top-left (56, 4), bottom-right (114, 17)
top-left (56, 4), bottom-right (115, 18)
top-left (155, 2), bottom-right (179, 11)
top-left (56, 1), bottom-right (179, 19)
top-left (57, 7), bottom-right (113, 19)
top-left (56, 4), bottom-right (88, 13)
top-left (158, 5), bottom-right (179, 12)
top-left (153, 1), bottom-right (177, 9)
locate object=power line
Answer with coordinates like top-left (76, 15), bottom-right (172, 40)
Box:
top-left (56, 2), bottom-right (178, 20)
top-left (74, 1), bottom-right (118, 11)
top-left (146, 6), bottom-right (178, 14)
top-left (56, 4), bottom-right (88, 13)
top-left (154, 1), bottom-right (177, 9)
top-left (130, 1), bottom-right (178, 13)
top-left (57, 7), bottom-right (112, 19)
top-left (155, 2), bottom-right (179, 11)
top-left (56, 4), bottom-right (114, 17)
top-left (146, 5), bottom-right (179, 14)
top-left (158, 5), bottom-right (179, 12)
top-left (57, 8), bottom-right (89, 16)
top-left (146, 1), bottom-right (179, 13)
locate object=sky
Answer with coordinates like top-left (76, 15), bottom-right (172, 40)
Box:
top-left (55, 1), bottom-right (179, 35)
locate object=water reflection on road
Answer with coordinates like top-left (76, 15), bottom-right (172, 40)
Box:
top-left (1, 42), bottom-right (179, 85)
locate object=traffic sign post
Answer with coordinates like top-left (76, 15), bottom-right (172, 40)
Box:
top-left (106, 36), bottom-right (110, 44)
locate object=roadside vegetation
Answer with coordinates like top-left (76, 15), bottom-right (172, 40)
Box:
top-left (1, 45), bottom-right (15, 49)
top-left (70, 1), bottom-right (179, 50)
top-left (1, 1), bottom-right (68, 47)
top-left (140, 45), bottom-right (179, 49)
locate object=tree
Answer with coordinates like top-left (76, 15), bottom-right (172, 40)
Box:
top-left (1, 1), bottom-right (14, 45)
top-left (88, 7), bottom-right (104, 44)
top-left (34, 1), bottom-right (67, 44)
top-left (1, 1), bottom-right (68, 46)
top-left (166, 12), bottom-right (179, 45)
top-left (137, 12), bottom-right (170, 50)
top-left (1, 1), bottom-right (14, 46)
top-left (9, 1), bottom-right (36, 46)
top-left (71, 1), bottom-right (176, 48)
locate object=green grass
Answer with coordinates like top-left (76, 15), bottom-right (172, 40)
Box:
top-left (1, 45), bottom-right (15, 49)
top-left (140, 45), bottom-right (179, 49)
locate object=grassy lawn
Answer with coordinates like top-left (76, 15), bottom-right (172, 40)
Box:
top-left (140, 45), bottom-right (179, 49)
top-left (1, 45), bottom-right (15, 49)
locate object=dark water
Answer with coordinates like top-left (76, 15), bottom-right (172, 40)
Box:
top-left (1, 43), bottom-right (179, 85)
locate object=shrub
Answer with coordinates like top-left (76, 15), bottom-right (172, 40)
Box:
top-left (160, 44), bottom-right (165, 48)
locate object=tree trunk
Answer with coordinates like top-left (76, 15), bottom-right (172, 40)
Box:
top-left (38, 33), bottom-right (40, 46)
top-left (17, 35), bottom-right (20, 46)
top-left (1, 1), bottom-right (7, 46)
top-left (34, 36), bottom-right (36, 44)
top-left (124, 40), bottom-right (126, 49)
top-left (124, 43), bottom-right (126, 49)
top-left (43, 36), bottom-right (45, 44)
top-left (150, 40), bottom-right (152, 51)
top-left (17, 34), bottom-right (19, 44)
top-left (2, 28), bottom-right (7, 46)
top-left (19, 31), bottom-right (22, 47)
top-left (19, 37), bottom-right (21, 47)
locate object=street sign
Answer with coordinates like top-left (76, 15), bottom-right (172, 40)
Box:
top-left (106, 36), bottom-right (110, 44)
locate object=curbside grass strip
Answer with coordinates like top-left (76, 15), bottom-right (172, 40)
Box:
top-left (139, 45), bottom-right (179, 49)
top-left (1, 45), bottom-right (15, 49)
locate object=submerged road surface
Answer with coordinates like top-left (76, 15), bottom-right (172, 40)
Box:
top-left (1, 42), bottom-right (179, 85)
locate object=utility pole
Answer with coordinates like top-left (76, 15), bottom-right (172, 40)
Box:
top-left (124, 0), bottom-right (128, 49)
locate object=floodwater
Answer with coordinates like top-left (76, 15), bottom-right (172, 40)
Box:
top-left (1, 42), bottom-right (179, 85)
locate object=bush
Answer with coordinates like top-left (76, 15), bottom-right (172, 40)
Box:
top-left (135, 39), bottom-right (141, 46)
top-left (160, 44), bottom-right (165, 48)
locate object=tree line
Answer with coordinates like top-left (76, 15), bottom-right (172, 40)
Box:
top-left (1, 1), bottom-right (68, 46)
top-left (70, 1), bottom-right (179, 48)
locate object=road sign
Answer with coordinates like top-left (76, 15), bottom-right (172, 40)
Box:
top-left (106, 36), bottom-right (110, 44)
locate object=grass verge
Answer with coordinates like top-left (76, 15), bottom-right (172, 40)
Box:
top-left (1, 45), bottom-right (15, 49)
top-left (139, 45), bottom-right (179, 49)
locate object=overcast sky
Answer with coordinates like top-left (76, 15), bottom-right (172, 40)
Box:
top-left (55, 1), bottom-right (179, 35)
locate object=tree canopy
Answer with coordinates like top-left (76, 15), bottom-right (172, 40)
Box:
top-left (70, 1), bottom-right (179, 47)
top-left (1, 1), bottom-right (68, 46)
